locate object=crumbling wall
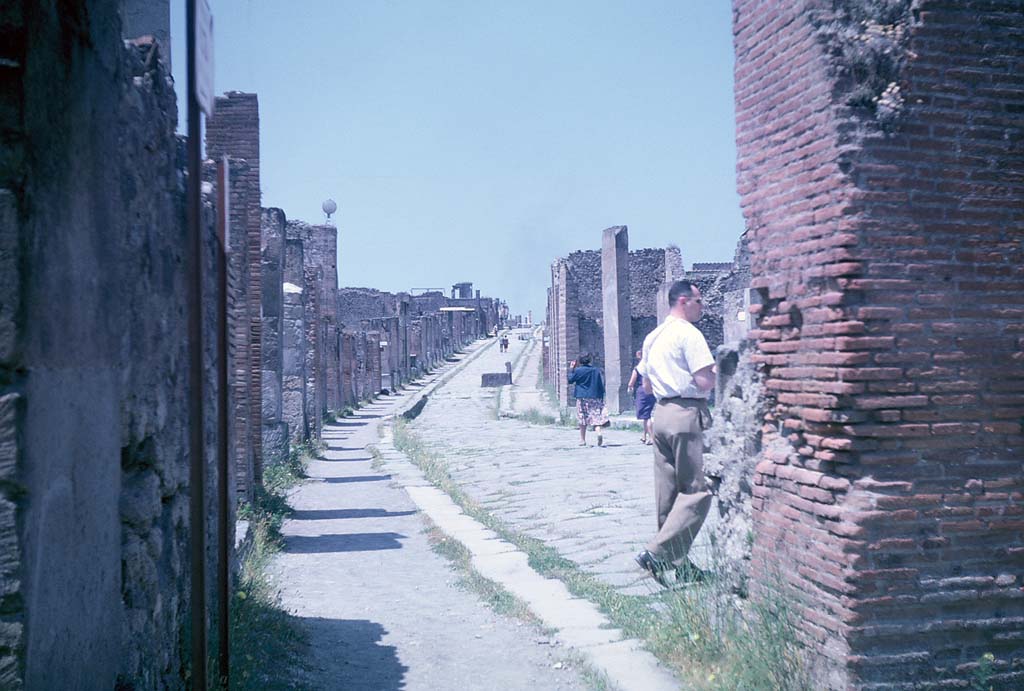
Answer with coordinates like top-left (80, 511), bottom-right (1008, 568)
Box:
top-left (261, 208), bottom-right (288, 464)
top-left (0, 10), bottom-right (217, 685)
top-left (206, 91), bottom-right (263, 493)
top-left (734, 1), bottom-right (1024, 687)
top-left (282, 239), bottom-right (308, 443)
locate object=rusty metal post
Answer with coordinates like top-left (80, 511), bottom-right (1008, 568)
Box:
top-left (186, 0), bottom-right (207, 687)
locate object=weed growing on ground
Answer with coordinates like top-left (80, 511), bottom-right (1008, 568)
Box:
top-left (516, 407), bottom-right (558, 426)
top-left (226, 442), bottom-right (316, 690)
top-left (424, 522), bottom-right (543, 626)
top-left (393, 419), bottom-right (809, 690)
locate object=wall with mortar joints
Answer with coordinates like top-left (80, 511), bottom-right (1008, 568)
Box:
top-left (282, 239), bottom-right (308, 443)
top-left (222, 158), bottom-right (256, 499)
top-left (734, 1), bottom-right (1024, 687)
top-left (206, 91), bottom-right (264, 492)
top-left (260, 208), bottom-right (288, 465)
top-left (302, 264), bottom-right (323, 442)
top-left (0, 15), bottom-right (226, 686)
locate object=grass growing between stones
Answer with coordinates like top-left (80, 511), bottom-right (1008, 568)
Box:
top-left (424, 522), bottom-right (545, 628)
top-left (392, 418), bottom-right (808, 690)
top-left (226, 443), bottom-right (318, 690)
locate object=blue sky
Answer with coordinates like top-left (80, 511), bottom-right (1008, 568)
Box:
top-left (171, 1), bottom-right (743, 317)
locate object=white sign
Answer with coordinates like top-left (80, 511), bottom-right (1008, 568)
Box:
top-left (195, 0), bottom-right (215, 116)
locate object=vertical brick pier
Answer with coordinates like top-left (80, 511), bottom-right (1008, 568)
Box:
top-left (734, 2), bottom-right (1024, 687)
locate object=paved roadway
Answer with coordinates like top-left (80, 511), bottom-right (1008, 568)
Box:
top-left (411, 328), bottom-right (714, 597)
top-left (271, 368), bottom-right (590, 690)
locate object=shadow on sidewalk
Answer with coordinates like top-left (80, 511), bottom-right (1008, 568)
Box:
top-left (291, 508), bottom-right (417, 521)
top-left (299, 617), bottom-right (407, 690)
top-left (285, 531), bottom-right (406, 554)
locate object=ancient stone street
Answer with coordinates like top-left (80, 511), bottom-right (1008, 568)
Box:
top-left (409, 330), bottom-right (715, 598)
top-left (272, 366), bottom-right (591, 690)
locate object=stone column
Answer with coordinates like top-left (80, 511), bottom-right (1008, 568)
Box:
top-left (282, 239), bottom-right (307, 443)
top-left (657, 246), bottom-right (685, 324)
top-left (555, 260), bottom-right (578, 409)
top-left (601, 226), bottom-right (632, 414)
top-left (260, 208), bottom-right (288, 464)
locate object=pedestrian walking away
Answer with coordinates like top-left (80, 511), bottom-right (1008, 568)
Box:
top-left (626, 349), bottom-right (656, 445)
top-left (634, 280), bottom-right (716, 587)
top-left (568, 354), bottom-right (610, 447)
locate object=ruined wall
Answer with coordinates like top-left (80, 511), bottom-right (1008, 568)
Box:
top-left (206, 91), bottom-right (263, 492)
top-left (282, 240), bottom-right (308, 443)
top-left (261, 208), bottom-right (288, 464)
top-left (734, 1), bottom-right (1024, 687)
top-left (0, 9), bottom-right (219, 685)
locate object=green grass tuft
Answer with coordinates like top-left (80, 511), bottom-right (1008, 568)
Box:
top-left (393, 418), bottom-right (809, 690)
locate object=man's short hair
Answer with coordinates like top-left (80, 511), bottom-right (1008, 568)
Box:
top-left (577, 353), bottom-right (592, 366)
top-left (668, 280), bottom-right (697, 306)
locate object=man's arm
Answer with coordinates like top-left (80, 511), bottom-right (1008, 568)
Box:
top-left (692, 363), bottom-right (716, 392)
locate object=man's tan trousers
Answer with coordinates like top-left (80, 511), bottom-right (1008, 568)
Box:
top-left (646, 398), bottom-right (713, 565)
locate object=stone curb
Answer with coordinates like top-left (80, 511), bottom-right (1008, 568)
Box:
top-left (376, 381), bottom-right (682, 691)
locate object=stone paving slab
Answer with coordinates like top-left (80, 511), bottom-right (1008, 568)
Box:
top-left (377, 427), bottom-right (680, 691)
top-left (270, 360), bottom-right (591, 690)
top-left (407, 328), bottom-right (718, 599)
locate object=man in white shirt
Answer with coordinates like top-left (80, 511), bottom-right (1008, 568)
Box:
top-left (634, 280), bottom-right (716, 586)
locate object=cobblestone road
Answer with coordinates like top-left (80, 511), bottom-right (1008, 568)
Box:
top-left (410, 329), bottom-right (716, 597)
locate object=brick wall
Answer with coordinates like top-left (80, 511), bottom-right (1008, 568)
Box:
top-left (206, 91), bottom-right (264, 490)
top-left (734, 1), bottom-right (1024, 687)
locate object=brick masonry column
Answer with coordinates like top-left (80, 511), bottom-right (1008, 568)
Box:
top-left (733, 2), bottom-right (1024, 688)
top-left (601, 225), bottom-right (632, 414)
top-left (206, 91), bottom-right (263, 484)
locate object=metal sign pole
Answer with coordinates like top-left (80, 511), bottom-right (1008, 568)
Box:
top-left (187, 0), bottom-right (207, 687)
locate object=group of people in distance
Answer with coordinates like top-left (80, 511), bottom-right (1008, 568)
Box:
top-left (566, 280), bottom-right (714, 587)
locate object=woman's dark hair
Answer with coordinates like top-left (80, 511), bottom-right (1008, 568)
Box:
top-left (577, 353), bottom-right (592, 366)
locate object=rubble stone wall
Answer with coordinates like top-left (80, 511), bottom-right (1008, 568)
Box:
top-left (734, 1), bottom-right (1024, 687)
top-left (261, 208), bottom-right (288, 464)
top-left (0, 11), bottom-right (220, 686)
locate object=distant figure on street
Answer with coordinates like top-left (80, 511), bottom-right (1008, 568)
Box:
top-left (626, 349), bottom-right (656, 445)
top-left (634, 280), bottom-right (716, 587)
top-left (568, 354), bottom-right (609, 447)
top-left (500, 335), bottom-right (509, 352)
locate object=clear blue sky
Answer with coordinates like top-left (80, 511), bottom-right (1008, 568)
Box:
top-left (171, 1), bottom-right (743, 318)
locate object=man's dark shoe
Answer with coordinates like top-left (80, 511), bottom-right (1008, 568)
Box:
top-left (635, 550), bottom-right (670, 587)
top-left (675, 558), bottom-right (709, 584)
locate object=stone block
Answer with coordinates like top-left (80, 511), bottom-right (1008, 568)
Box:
top-left (481, 373), bottom-right (512, 387)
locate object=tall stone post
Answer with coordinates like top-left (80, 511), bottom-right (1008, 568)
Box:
top-left (601, 226), bottom-right (631, 414)
top-left (555, 260), bottom-right (578, 408)
top-left (657, 246), bottom-right (685, 324)
top-left (282, 239), bottom-right (307, 442)
top-left (260, 208), bottom-right (288, 464)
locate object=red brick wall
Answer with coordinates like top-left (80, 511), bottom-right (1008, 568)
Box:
top-left (734, 1), bottom-right (1023, 687)
top-left (206, 92), bottom-right (264, 488)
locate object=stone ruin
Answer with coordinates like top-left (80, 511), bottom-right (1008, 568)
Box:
top-left (543, 3), bottom-right (1024, 688)
top-left (0, 7), bottom-right (505, 686)
top-left (543, 226), bottom-right (748, 413)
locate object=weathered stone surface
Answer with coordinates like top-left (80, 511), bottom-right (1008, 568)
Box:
top-left (601, 226), bottom-right (632, 414)
top-left (481, 373), bottom-right (512, 387)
